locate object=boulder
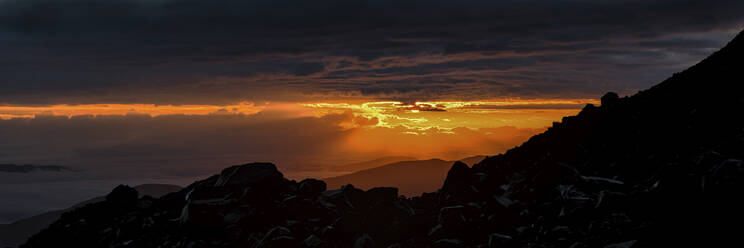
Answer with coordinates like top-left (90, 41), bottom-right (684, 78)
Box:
top-left (438, 205), bottom-right (466, 227)
top-left (185, 186), bottom-right (234, 203)
top-left (366, 187), bottom-right (398, 203)
top-left (352, 233), bottom-right (375, 248)
top-left (298, 179), bottom-right (327, 196)
top-left (302, 235), bottom-right (326, 247)
top-left (487, 233), bottom-right (512, 247)
top-left (432, 238), bottom-right (465, 248)
top-left (255, 226), bottom-right (294, 248)
top-left (441, 162), bottom-right (471, 193)
top-left (708, 159), bottom-right (744, 188)
top-left (320, 184), bottom-right (368, 210)
top-left (106, 185), bottom-right (139, 206)
top-left (214, 163), bottom-right (284, 187)
top-left (600, 92), bottom-right (620, 107)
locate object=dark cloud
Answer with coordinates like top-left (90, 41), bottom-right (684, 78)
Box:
top-left (0, 164), bottom-right (71, 173)
top-left (0, 0), bottom-right (743, 104)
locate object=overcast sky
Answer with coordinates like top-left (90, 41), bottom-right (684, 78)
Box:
top-left (1, 0), bottom-right (742, 105)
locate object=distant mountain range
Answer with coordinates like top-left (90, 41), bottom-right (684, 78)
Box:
top-left (329, 156), bottom-right (416, 173)
top-left (325, 156), bottom-right (486, 196)
top-left (0, 184), bottom-right (181, 248)
top-left (18, 31), bottom-right (744, 247)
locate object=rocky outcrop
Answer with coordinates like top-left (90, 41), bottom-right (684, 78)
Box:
top-left (23, 163), bottom-right (425, 247)
top-left (105, 185), bottom-right (139, 206)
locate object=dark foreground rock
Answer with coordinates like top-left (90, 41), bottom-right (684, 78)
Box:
top-left (23, 31), bottom-right (744, 247)
top-left (24, 163), bottom-right (428, 248)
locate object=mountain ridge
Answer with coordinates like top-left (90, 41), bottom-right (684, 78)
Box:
top-left (329, 156), bottom-right (417, 173)
top-left (0, 184), bottom-right (182, 248)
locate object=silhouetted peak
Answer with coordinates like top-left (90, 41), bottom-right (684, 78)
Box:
top-left (722, 29), bottom-right (744, 53)
top-left (298, 178), bottom-right (327, 196)
top-left (600, 92), bottom-right (619, 107)
top-left (577, 103), bottom-right (597, 116)
top-left (105, 185), bottom-right (138, 205)
top-left (214, 162), bottom-right (283, 187)
top-left (441, 161), bottom-right (471, 192)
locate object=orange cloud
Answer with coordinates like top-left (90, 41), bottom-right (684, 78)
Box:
top-left (0, 102), bottom-right (264, 119)
top-left (301, 99), bottom-right (596, 130)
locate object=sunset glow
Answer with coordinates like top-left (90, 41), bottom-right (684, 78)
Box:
top-left (0, 99), bottom-right (597, 131)
top-left (0, 99), bottom-right (596, 163)
top-left (302, 98), bottom-right (598, 130)
top-left (0, 99), bottom-right (598, 159)
top-left (0, 102), bottom-right (265, 119)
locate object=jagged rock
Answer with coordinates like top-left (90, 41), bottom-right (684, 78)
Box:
top-left (302, 235), bottom-right (326, 247)
top-left (580, 103), bottom-right (597, 115)
top-left (432, 238), bottom-right (464, 248)
top-left (600, 92), bottom-right (619, 107)
top-left (603, 240), bottom-right (636, 248)
top-left (441, 162), bottom-right (471, 193)
top-left (366, 187), bottom-right (398, 203)
top-left (299, 179), bottom-right (327, 196)
top-left (708, 159), bottom-right (744, 189)
top-left (106, 185), bottom-right (139, 205)
top-left (320, 184), bottom-right (367, 210)
top-left (185, 186), bottom-right (234, 203)
top-left (487, 233), bottom-right (512, 247)
top-left (352, 233), bottom-right (375, 248)
top-left (438, 205), bottom-right (466, 229)
top-left (255, 226), bottom-right (294, 248)
top-left (580, 175), bottom-right (624, 185)
top-left (428, 224), bottom-right (443, 236)
top-left (214, 163), bottom-right (284, 187)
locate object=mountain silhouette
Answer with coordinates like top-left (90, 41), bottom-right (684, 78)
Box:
top-left (20, 30), bottom-right (744, 247)
top-left (325, 156), bottom-right (486, 197)
top-left (329, 156), bottom-right (417, 173)
top-left (0, 184), bottom-right (181, 248)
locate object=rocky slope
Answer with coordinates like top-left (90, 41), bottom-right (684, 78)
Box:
top-left (22, 30), bottom-right (744, 247)
top-left (1, 184), bottom-right (181, 248)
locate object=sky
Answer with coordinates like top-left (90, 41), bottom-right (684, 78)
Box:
top-left (1, 0), bottom-right (744, 223)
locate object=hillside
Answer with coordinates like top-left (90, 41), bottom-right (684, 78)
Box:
top-left (0, 184), bottom-right (181, 248)
top-left (20, 30), bottom-right (744, 247)
top-left (329, 156), bottom-right (417, 173)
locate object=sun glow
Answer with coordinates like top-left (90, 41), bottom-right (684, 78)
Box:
top-left (1, 99), bottom-right (597, 132)
top-left (0, 102), bottom-right (264, 119)
top-left (0, 98), bottom-right (599, 162)
top-left (301, 99), bottom-right (598, 131)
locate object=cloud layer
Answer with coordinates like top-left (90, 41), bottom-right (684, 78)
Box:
top-left (1, 0), bottom-right (742, 104)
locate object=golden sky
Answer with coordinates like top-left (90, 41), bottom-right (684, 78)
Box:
top-left (0, 99), bottom-right (597, 164)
